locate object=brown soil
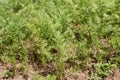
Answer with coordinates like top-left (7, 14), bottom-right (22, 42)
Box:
top-left (0, 63), bottom-right (34, 80)
top-left (104, 70), bottom-right (120, 80)
top-left (65, 70), bottom-right (89, 80)
top-left (1, 62), bottom-right (120, 80)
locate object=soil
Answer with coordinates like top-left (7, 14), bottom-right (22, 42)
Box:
top-left (0, 62), bottom-right (34, 80)
top-left (104, 69), bottom-right (120, 80)
top-left (65, 70), bottom-right (89, 80)
top-left (0, 62), bottom-right (120, 80)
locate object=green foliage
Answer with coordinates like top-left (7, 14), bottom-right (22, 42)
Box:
top-left (89, 62), bottom-right (116, 80)
top-left (0, 0), bottom-right (120, 79)
top-left (32, 74), bottom-right (56, 80)
top-left (2, 70), bottom-right (10, 79)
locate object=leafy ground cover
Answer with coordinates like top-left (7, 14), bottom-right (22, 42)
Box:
top-left (0, 0), bottom-right (120, 80)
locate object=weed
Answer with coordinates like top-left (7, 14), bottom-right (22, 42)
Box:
top-left (0, 0), bottom-right (120, 79)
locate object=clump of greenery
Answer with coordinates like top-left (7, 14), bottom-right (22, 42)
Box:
top-left (32, 74), bottom-right (56, 80)
top-left (0, 0), bottom-right (120, 79)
